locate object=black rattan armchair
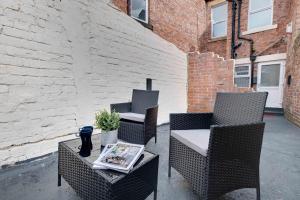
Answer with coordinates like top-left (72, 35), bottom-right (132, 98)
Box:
top-left (169, 92), bottom-right (268, 200)
top-left (111, 89), bottom-right (159, 145)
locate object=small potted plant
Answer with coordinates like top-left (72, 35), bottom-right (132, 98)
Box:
top-left (95, 109), bottom-right (120, 146)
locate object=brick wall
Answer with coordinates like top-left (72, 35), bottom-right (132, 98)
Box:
top-left (149, 0), bottom-right (206, 52)
top-left (201, 0), bottom-right (290, 59)
top-left (188, 52), bottom-right (241, 112)
top-left (199, 0), bottom-right (228, 58)
top-left (112, 0), bottom-right (127, 13)
top-left (112, 0), bottom-right (206, 52)
top-left (0, 0), bottom-right (188, 166)
top-left (283, 0), bottom-right (300, 127)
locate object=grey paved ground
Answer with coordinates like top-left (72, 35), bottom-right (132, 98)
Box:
top-left (0, 115), bottom-right (299, 200)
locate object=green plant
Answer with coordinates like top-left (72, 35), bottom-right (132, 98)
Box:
top-left (95, 109), bottom-right (120, 132)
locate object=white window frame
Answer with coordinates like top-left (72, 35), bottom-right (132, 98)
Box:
top-left (248, 0), bottom-right (274, 31)
top-left (257, 61), bottom-right (285, 89)
top-left (130, 0), bottom-right (149, 24)
top-left (211, 2), bottom-right (228, 39)
top-left (234, 64), bottom-right (251, 88)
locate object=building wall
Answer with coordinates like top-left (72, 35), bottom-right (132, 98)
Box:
top-left (112, 0), bottom-right (206, 52)
top-left (199, 0), bottom-right (228, 58)
top-left (190, 0), bottom-right (300, 128)
top-left (188, 52), bottom-right (241, 112)
top-left (284, 0), bottom-right (300, 127)
top-left (112, 0), bottom-right (128, 13)
top-left (0, 0), bottom-right (188, 166)
top-left (201, 0), bottom-right (290, 60)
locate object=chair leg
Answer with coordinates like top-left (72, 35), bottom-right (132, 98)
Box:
top-left (153, 189), bottom-right (157, 200)
top-left (168, 131), bottom-right (171, 177)
top-left (257, 170), bottom-right (261, 200)
top-left (58, 174), bottom-right (61, 187)
top-left (256, 187), bottom-right (260, 200)
top-left (155, 134), bottom-right (157, 143)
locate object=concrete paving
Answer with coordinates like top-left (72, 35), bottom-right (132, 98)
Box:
top-left (0, 115), bottom-right (299, 200)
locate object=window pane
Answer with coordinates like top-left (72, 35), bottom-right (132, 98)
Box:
top-left (131, 0), bottom-right (147, 22)
top-left (235, 66), bottom-right (249, 76)
top-left (260, 64), bottom-right (281, 87)
top-left (249, 8), bottom-right (272, 29)
top-left (213, 22), bottom-right (226, 37)
top-left (212, 4), bottom-right (227, 22)
top-left (250, 0), bottom-right (272, 11)
top-left (235, 77), bottom-right (250, 87)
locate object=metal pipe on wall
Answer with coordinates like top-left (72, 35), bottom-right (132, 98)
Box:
top-left (146, 78), bottom-right (152, 91)
top-left (231, 0), bottom-right (257, 88)
top-left (236, 0), bottom-right (256, 87)
top-left (231, 0), bottom-right (237, 59)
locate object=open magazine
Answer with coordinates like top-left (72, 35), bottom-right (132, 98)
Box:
top-left (93, 142), bottom-right (144, 174)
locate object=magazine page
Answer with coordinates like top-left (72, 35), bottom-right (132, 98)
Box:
top-left (98, 142), bottom-right (144, 172)
top-left (93, 144), bottom-right (115, 169)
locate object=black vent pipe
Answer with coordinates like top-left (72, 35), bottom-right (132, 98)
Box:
top-left (235, 0), bottom-right (256, 87)
top-left (146, 78), bottom-right (152, 91)
top-left (231, 0), bottom-right (237, 59)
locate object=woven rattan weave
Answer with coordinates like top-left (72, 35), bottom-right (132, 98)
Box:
top-left (58, 135), bottom-right (159, 200)
top-left (111, 90), bottom-right (159, 145)
top-left (169, 92), bottom-right (268, 200)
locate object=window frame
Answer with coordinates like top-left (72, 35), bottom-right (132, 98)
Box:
top-left (257, 61), bottom-right (284, 89)
top-left (211, 2), bottom-right (228, 39)
top-left (129, 0), bottom-right (149, 24)
top-left (247, 0), bottom-right (274, 31)
top-left (234, 64), bottom-right (251, 88)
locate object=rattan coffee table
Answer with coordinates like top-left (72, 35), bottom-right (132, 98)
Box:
top-left (58, 135), bottom-right (159, 200)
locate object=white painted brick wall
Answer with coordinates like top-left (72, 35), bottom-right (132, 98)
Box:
top-left (0, 0), bottom-right (187, 166)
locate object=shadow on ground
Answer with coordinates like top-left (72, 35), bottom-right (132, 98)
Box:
top-left (0, 116), bottom-right (299, 200)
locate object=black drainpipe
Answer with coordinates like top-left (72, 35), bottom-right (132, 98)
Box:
top-left (146, 78), bottom-right (152, 91)
top-left (231, 0), bottom-right (237, 59)
top-left (232, 0), bottom-right (257, 88)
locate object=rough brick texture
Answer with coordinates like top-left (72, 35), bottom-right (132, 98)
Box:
top-left (200, 0), bottom-right (290, 59)
top-left (112, 0), bottom-right (127, 13)
top-left (112, 0), bottom-right (206, 52)
top-left (149, 0), bottom-right (205, 52)
top-left (283, 0), bottom-right (300, 127)
top-left (0, 0), bottom-right (187, 166)
top-left (188, 52), bottom-right (248, 112)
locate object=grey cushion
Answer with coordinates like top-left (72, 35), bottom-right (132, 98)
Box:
top-left (119, 112), bottom-right (145, 122)
top-left (171, 129), bottom-right (210, 156)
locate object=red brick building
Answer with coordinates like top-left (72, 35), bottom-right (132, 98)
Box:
top-left (197, 0), bottom-right (291, 111)
top-left (284, 0), bottom-right (300, 126)
top-left (112, 0), bottom-right (206, 52)
top-left (113, 0), bottom-right (300, 127)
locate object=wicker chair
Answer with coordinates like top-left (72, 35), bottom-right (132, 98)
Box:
top-left (169, 92), bottom-right (268, 200)
top-left (111, 89), bottom-right (159, 145)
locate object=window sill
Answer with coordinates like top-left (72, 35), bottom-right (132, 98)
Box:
top-left (208, 36), bottom-right (227, 42)
top-left (242, 24), bottom-right (278, 35)
top-left (133, 18), bottom-right (153, 31)
top-left (235, 86), bottom-right (251, 89)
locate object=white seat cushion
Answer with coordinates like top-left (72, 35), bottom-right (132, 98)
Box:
top-left (119, 112), bottom-right (145, 122)
top-left (171, 129), bottom-right (210, 156)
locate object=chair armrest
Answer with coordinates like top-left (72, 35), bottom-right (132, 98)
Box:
top-left (110, 102), bottom-right (132, 113)
top-left (144, 105), bottom-right (159, 125)
top-left (208, 122), bottom-right (265, 163)
top-left (144, 106), bottom-right (159, 143)
top-left (206, 122), bottom-right (265, 196)
top-left (169, 113), bottom-right (213, 130)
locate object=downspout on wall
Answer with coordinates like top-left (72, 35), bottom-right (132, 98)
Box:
top-left (231, 0), bottom-right (237, 59)
top-left (230, 0), bottom-right (257, 88)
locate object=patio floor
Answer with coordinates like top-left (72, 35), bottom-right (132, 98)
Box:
top-left (0, 115), bottom-right (299, 200)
